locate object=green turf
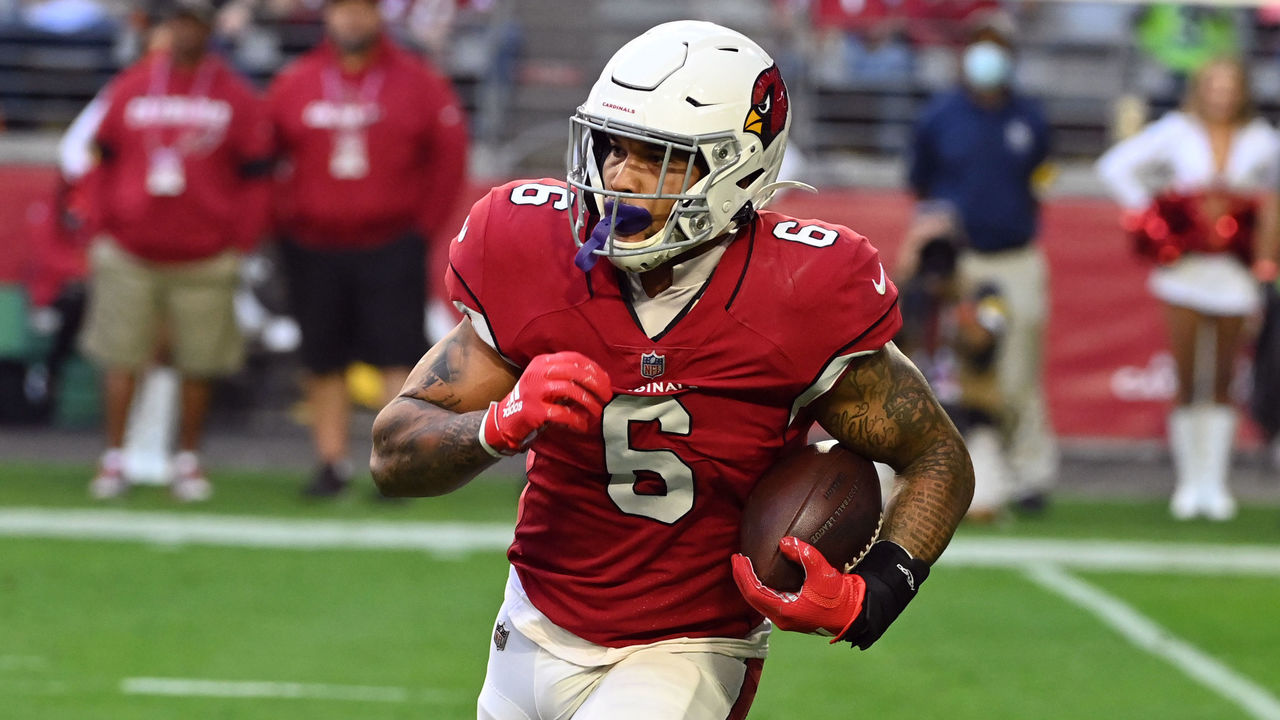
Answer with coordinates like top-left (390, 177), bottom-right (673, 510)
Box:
top-left (2, 542), bottom-right (1273, 720)
top-left (955, 496), bottom-right (1280, 545)
top-left (0, 462), bottom-right (524, 523)
top-left (0, 538), bottom-right (504, 720)
top-left (2, 461), bottom-right (1279, 719)
top-left (1081, 571), bottom-right (1280, 698)
top-left (754, 568), bottom-right (1250, 720)
top-left (4, 461), bottom-right (1278, 545)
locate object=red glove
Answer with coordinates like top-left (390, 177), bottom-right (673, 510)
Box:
top-left (732, 538), bottom-right (930, 649)
top-left (479, 352), bottom-right (612, 456)
top-left (731, 536), bottom-right (865, 638)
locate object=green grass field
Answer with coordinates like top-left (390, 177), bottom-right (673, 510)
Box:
top-left (2, 463), bottom-right (1279, 720)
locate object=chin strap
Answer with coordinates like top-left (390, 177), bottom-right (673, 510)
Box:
top-left (751, 180), bottom-right (817, 211)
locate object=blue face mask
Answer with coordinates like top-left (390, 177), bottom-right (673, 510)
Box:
top-left (962, 41), bottom-right (1012, 90)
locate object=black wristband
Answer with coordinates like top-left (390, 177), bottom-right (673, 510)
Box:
top-left (840, 540), bottom-right (930, 650)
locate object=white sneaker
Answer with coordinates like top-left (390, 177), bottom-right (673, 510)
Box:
top-left (90, 469), bottom-right (128, 500)
top-left (170, 452), bottom-right (212, 503)
top-left (171, 475), bottom-right (212, 503)
top-left (1201, 491), bottom-right (1237, 522)
top-left (89, 450), bottom-right (128, 500)
top-left (1169, 487), bottom-right (1200, 521)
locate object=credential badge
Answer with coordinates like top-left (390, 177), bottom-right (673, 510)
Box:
top-left (640, 351), bottom-right (666, 379)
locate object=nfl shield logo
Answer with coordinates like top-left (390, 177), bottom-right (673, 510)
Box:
top-left (493, 622), bottom-right (510, 651)
top-left (640, 352), bottom-right (665, 379)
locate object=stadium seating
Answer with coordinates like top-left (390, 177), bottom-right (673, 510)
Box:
top-left (5, 6), bottom-right (1280, 167)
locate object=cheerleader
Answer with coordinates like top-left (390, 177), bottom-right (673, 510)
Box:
top-left (1097, 57), bottom-right (1280, 520)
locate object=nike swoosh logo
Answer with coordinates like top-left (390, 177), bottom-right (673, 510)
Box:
top-left (871, 263), bottom-right (887, 295)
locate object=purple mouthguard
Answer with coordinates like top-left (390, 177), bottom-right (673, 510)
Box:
top-left (574, 202), bottom-right (653, 271)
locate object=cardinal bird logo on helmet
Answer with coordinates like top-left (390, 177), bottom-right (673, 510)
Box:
top-left (743, 65), bottom-right (787, 150)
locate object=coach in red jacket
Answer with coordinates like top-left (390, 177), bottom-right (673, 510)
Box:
top-left (268, 0), bottom-right (468, 497)
top-left (81, 0), bottom-right (272, 503)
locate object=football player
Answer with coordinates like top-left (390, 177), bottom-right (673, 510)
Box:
top-left (371, 21), bottom-right (974, 720)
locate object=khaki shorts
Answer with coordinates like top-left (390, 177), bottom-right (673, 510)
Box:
top-left (79, 237), bottom-right (244, 377)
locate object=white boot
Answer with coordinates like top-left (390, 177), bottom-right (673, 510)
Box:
top-left (122, 366), bottom-right (179, 485)
top-left (965, 426), bottom-right (1010, 522)
top-left (1167, 407), bottom-right (1200, 520)
top-left (1197, 404), bottom-right (1237, 521)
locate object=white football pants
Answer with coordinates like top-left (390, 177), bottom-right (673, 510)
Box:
top-left (476, 618), bottom-right (761, 720)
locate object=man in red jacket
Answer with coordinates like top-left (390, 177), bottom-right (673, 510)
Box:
top-left (80, 0), bottom-right (273, 502)
top-left (268, 0), bottom-right (468, 497)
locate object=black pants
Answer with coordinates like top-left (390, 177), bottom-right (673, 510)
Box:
top-left (280, 232), bottom-right (427, 374)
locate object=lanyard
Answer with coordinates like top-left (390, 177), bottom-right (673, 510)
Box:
top-left (143, 54), bottom-right (219, 155)
top-left (321, 65), bottom-right (385, 132)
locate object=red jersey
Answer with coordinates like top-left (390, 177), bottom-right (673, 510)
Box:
top-left (268, 36), bottom-right (467, 249)
top-left (447, 179), bottom-right (901, 648)
top-left (92, 52), bottom-right (272, 263)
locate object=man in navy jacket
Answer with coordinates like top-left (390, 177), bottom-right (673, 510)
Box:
top-left (908, 10), bottom-right (1057, 514)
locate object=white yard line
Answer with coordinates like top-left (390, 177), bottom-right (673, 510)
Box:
top-left (3, 508), bottom-right (1280, 576)
top-left (120, 677), bottom-right (465, 705)
top-left (1026, 564), bottom-right (1280, 720)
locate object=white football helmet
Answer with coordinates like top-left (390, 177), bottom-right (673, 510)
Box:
top-left (568, 20), bottom-right (793, 272)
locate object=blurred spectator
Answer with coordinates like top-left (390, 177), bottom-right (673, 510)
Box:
top-left (379, 0), bottom-right (453, 59)
top-left (20, 0), bottom-right (120, 34)
top-left (895, 207), bottom-right (1011, 522)
top-left (1135, 4), bottom-right (1241, 100)
top-left (267, 0), bottom-right (467, 497)
top-left (1096, 57), bottom-right (1280, 521)
top-left (907, 10), bottom-right (1057, 514)
top-left (807, 0), bottom-right (996, 87)
top-left (213, 0), bottom-right (285, 76)
top-left (79, 0), bottom-right (273, 501)
top-left (457, 0), bottom-right (521, 148)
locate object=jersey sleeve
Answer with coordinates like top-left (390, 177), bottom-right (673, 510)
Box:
top-left (445, 187), bottom-right (504, 357)
top-left (802, 235), bottom-right (900, 417)
top-left (445, 179), bottom-right (581, 368)
top-left (758, 218), bottom-right (902, 422)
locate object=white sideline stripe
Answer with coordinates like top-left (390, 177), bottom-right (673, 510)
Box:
top-left (1026, 565), bottom-right (1280, 720)
top-left (0, 509), bottom-right (513, 553)
top-left (120, 677), bottom-right (464, 704)
top-left (944, 538), bottom-right (1280, 575)
top-left (0, 655), bottom-right (47, 671)
top-left (2, 508), bottom-right (1280, 575)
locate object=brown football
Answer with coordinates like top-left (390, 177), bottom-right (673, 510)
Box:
top-left (740, 440), bottom-right (883, 592)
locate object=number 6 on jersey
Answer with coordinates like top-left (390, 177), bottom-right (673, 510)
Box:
top-left (601, 395), bottom-right (696, 524)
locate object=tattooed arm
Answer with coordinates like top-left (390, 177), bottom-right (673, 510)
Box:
top-left (731, 341), bottom-right (971, 648)
top-left (811, 341), bottom-right (974, 563)
top-left (370, 320), bottom-right (518, 497)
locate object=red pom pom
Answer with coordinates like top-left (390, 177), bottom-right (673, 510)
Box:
top-left (1145, 217), bottom-right (1169, 240)
top-left (1215, 215), bottom-right (1239, 239)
